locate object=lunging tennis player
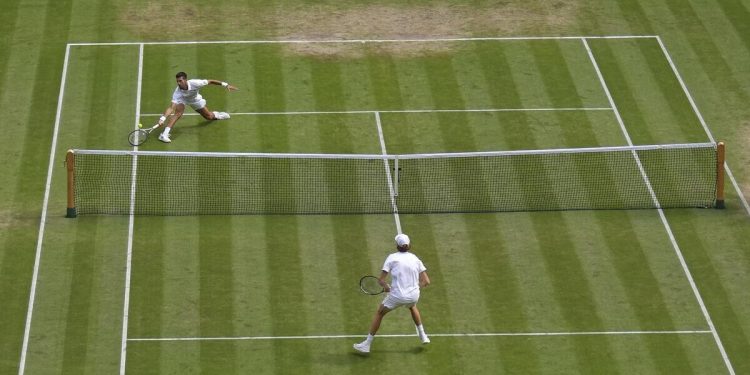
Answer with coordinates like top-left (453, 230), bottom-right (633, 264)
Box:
top-left (156, 72), bottom-right (238, 143)
top-left (354, 234), bottom-right (431, 353)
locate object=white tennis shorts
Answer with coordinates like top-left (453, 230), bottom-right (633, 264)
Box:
top-left (174, 98), bottom-right (207, 111)
top-left (186, 98), bottom-right (207, 111)
top-left (382, 292), bottom-right (419, 310)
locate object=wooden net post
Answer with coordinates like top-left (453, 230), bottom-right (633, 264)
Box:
top-left (66, 149), bottom-right (77, 218)
top-left (715, 142), bottom-right (725, 209)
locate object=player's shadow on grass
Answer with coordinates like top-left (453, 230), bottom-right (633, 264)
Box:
top-left (347, 345), bottom-right (426, 359)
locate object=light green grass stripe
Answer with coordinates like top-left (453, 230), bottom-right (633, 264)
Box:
top-left (0, 0), bottom-right (41, 362)
top-left (157, 217), bottom-right (202, 373)
top-left (198, 218), bottom-right (237, 374)
top-left (195, 46), bottom-right (238, 375)
top-left (61, 44), bottom-right (117, 374)
top-left (658, 0), bottom-right (750, 102)
top-left (130, 217), bottom-right (165, 370)
top-left (663, 210), bottom-right (750, 373)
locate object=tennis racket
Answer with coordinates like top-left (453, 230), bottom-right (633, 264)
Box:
top-left (128, 124), bottom-right (160, 146)
top-left (359, 275), bottom-right (385, 295)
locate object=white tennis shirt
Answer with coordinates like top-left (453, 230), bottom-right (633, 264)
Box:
top-left (382, 251), bottom-right (426, 298)
top-left (172, 79), bottom-right (209, 104)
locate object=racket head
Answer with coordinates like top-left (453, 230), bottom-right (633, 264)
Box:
top-left (128, 129), bottom-right (149, 146)
top-left (359, 275), bottom-right (384, 295)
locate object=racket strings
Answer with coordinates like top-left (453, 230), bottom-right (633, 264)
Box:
top-left (360, 276), bottom-right (383, 295)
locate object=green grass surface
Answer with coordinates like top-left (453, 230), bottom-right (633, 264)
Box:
top-left (2, 1), bottom-right (750, 374)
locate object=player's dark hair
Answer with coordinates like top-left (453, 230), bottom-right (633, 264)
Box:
top-left (175, 72), bottom-right (188, 79)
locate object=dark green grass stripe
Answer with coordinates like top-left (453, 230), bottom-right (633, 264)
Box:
top-left (598, 211), bottom-right (697, 371)
top-left (425, 45), bottom-right (541, 372)
top-left (395, 215), bottom-right (462, 375)
top-left (661, 0), bottom-right (750, 104)
top-left (0, 231), bottom-right (36, 372)
top-left (265, 218), bottom-right (312, 373)
top-left (0, 0), bottom-right (21, 97)
top-left (196, 46), bottom-right (236, 374)
top-left (252, 44), bottom-right (286, 113)
top-left (198, 218), bottom-right (237, 373)
top-left (422, 57), bottom-right (498, 209)
top-left (532, 41), bottom-right (634, 206)
top-left (668, 214), bottom-right (750, 374)
top-left (330, 218), bottom-right (372, 339)
top-left (585, 40), bottom-right (658, 145)
top-left (130, 218), bottom-right (165, 368)
top-left (713, 0), bottom-right (750, 55)
top-left (0, 0), bottom-right (72, 371)
top-left (61, 44), bottom-right (118, 374)
top-left (480, 41), bottom-right (619, 371)
top-left (366, 54), bottom-right (460, 372)
top-left (464, 216), bottom-right (542, 374)
top-left (60, 222), bottom-right (99, 373)
top-left (530, 214), bottom-right (622, 373)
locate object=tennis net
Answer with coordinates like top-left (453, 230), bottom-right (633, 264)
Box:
top-left (65, 142), bottom-right (724, 217)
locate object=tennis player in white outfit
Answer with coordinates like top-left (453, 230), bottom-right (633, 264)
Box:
top-left (354, 234), bottom-right (431, 353)
top-left (156, 71), bottom-right (238, 143)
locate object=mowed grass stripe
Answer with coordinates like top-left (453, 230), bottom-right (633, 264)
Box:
top-left (585, 38), bottom-right (703, 371)
top-left (713, 0), bottom-right (750, 54)
top-left (421, 46), bottom-right (535, 336)
top-left (162, 218), bottom-right (202, 371)
top-left (505, 40), bottom-right (619, 372)
top-left (665, 211), bottom-right (750, 373)
top-left (130, 217), bottom-right (166, 370)
top-left (308, 58), bottom-right (375, 347)
top-left (195, 46), bottom-right (239, 374)
top-left (0, 0), bottom-right (52, 369)
top-left (365, 53), bottom-right (462, 371)
top-left (24, 44), bottom-right (134, 373)
top-left (60, 45), bottom-right (117, 374)
top-left (536, 39), bottom-right (697, 365)
top-left (661, 0), bottom-right (750, 103)
top-left (425, 48), bottom-right (539, 372)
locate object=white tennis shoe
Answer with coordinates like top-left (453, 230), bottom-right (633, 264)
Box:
top-left (353, 341), bottom-right (370, 353)
top-left (420, 334), bottom-right (430, 344)
top-left (213, 111), bottom-right (231, 120)
top-left (158, 133), bottom-right (171, 143)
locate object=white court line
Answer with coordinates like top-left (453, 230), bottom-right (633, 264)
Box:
top-left (18, 44), bottom-right (71, 375)
top-left (374, 112), bottom-right (402, 234)
top-left (119, 43), bottom-right (143, 375)
top-left (127, 329), bottom-right (711, 342)
top-left (68, 35), bottom-right (658, 47)
top-left (655, 36), bottom-right (750, 217)
top-left (583, 38), bottom-right (735, 375)
top-left (140, 107), bottom-right (612, 117)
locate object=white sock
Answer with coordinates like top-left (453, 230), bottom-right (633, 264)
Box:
top-left (366, 334), bottom-right (374, 343)
top-left (213, 111), bottom-right (219, 118)
top-left (163, 127), bottom-right (171, 136)
top-left (416, 324), bottom-right (426, 336)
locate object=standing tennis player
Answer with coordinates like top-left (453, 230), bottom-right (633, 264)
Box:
top-left (353, 233), bottom-right (431, 353)
top-left (156, 71), bottom-right (238, 143)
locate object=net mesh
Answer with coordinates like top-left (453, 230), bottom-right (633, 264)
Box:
top-left (71, 143), bottom-right (718, 216)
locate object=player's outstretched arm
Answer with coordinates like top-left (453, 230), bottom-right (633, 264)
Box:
top-left (158, 104), bottom-right (175, 126)
top-left (208, 79), bottom-right (238, 91)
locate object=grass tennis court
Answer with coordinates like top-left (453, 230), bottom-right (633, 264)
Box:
top-left (2, 2), bottom-right (750, 374)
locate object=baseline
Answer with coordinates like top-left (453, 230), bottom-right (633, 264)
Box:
top-left (140, 107), bottom-right (612, 117)
top-left (127, 329), bottom-right (711, 342)
top-left (68, 35), bottom-right (658, 47)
